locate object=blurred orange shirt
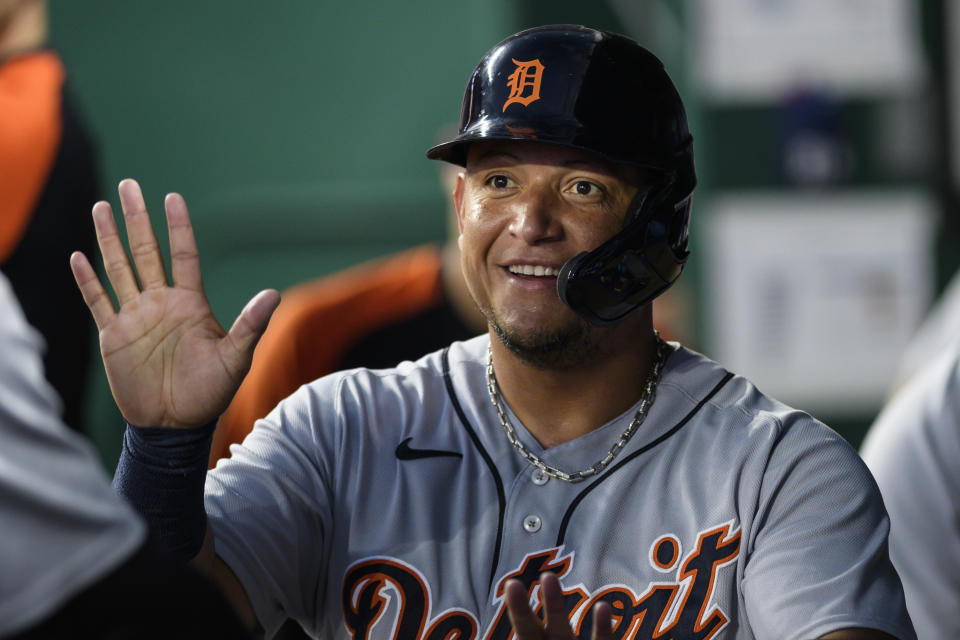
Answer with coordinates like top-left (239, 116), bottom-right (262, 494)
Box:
top-left (0, 50), bottom-right (62, 262)
top-left (210, 245), bottom-right (464, 466)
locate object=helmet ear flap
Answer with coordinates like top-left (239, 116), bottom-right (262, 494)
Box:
top-left (556, 177), bottom-right (690, 326)
top-left (668, 196), bottom-right (693, 261)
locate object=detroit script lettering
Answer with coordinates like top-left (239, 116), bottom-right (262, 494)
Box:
top-left (342, 522), bottom-right (741, 639)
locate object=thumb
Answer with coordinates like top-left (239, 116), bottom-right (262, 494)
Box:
top-left (220, 289), bottom-right (281, 372)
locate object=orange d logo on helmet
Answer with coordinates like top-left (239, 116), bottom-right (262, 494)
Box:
top-left (502, 58), bottom-right (545, 111)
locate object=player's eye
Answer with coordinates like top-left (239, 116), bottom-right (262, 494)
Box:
top-left (570, 180), bottom-right (602, 197)
top-left (487, 174), bottom-right (512, 189)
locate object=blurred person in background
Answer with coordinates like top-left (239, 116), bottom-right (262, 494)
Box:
top-left (0, 270), bottom-right (250, 639)
top-left (0, 0), bottom-right (98, 434)
top-left (860, 318), bottom-right (960, 640)
top-left (888, 267), bottom-right (960, 390)
top-left (209, 161), bottom-right (487, 465)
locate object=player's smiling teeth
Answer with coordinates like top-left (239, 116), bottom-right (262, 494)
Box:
top-left (509, 265), bottom-right (559, 277)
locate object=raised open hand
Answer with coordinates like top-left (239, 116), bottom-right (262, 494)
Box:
top-left (70, 179), bottom-right (280, 429)
top-left (506, 573), bottom-right (612, 640)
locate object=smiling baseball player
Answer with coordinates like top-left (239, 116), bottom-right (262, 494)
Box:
top-left (71, 24), bottom-right (914, 640)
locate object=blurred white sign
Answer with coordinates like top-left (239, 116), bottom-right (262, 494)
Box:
top-left (702, 191), bottom-right (937, 415)
top-left (693, 0), bottom-right (927, 100)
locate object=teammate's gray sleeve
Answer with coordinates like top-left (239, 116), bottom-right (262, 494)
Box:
top-left (0, 273), bottom-right (146, 636)
top-left (861, 350), bottom-right (960, 640)
top-left (740, 410), bottom-right (916, 640)
top-left (205, 374), bottom-right (342, 638)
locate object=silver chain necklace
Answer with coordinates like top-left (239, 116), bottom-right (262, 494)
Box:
top-left (485, 333), bottom-right (670, 483)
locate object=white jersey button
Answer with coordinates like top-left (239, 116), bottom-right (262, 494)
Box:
top-left (531, 469), bottom-right (549, 485)
top-left (523, 515), bottom-right (542, 533)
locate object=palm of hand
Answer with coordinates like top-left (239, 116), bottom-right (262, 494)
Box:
top-left (100, 286), bottom-right (234, 427)
top-left (71, 179), bottom-right (279, 430)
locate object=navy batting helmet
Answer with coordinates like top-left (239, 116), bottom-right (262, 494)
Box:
top-left (427, 24), bottom-right (696, 326)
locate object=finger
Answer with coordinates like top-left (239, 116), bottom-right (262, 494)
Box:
top-left (69, 250), bottom-right (115, 330)
top-left (504, 579), bottom-right (544, 639)
top-left (118, 178), bottom-right (168, 291)
top-left (591, 601), bottom-right (612, 640)
top-left (164, 192), bottom-right (204, 292)
top-left (163, 193), bottom-right (203, 292)
top-left (539, 573), bottom-right (573, 637)
top-left (219, 289), bottom-right (281, 374)
top-left (92, 200), bottom-right (140, 306)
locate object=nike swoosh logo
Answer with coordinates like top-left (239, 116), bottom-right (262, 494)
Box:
top-left (395, 437), bottom-right (463, 460)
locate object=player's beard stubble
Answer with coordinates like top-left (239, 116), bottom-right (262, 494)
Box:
top-left (481, 302), bottom-right (610, 370)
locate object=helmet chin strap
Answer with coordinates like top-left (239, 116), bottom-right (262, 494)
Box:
top-left (556, 182), bottom-right (678, 326)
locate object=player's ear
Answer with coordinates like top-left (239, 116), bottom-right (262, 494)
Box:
top-left (453, 172), bottom-right (466, 234)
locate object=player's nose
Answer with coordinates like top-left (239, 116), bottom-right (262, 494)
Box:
top-left (507, 184), bottom-right (562, 244)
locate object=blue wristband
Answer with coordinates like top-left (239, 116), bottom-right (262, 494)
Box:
top-left (113, 422), bottom-right (215, 562)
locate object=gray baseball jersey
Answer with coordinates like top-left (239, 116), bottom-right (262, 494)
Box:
top-left (0, 273), bottom-right (146, 636)
top-left (861, 348), bottom-right (960, 640)
top-left (206, 335), bottom-right (914, 640)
